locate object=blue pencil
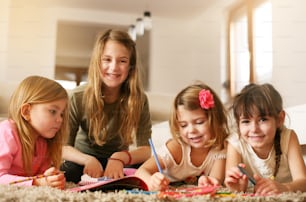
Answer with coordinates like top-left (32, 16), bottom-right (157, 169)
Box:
top-left (125, 190), bottom-right (157, 195)
top-left (148, 138), bottom-right (163, 173)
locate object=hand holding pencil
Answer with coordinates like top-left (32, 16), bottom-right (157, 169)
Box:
top-left (12, 167), bottom-right (66, 190)
top-left (148, 138), bottom-right (170, 191)
top-left (35, 167), bottom-right (66, 189)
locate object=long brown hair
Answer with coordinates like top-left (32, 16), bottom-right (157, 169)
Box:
top-left (232, 83), bottom-right (283, 176)
top-left (170, 81), bottom-right (229, 150)
top-left (8, 76), bottom-right (69, 175)
top-left (83, 29), bottom-right (144, 146)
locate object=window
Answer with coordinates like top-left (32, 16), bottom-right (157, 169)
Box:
top-left (227, 0), bottom-right (272, 96)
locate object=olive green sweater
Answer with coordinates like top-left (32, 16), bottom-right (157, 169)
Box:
top-left (67, 84), bottom-right (152, 158)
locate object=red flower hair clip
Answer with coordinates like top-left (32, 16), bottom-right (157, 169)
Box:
top-left (199, 89), bottom-right (215, 110)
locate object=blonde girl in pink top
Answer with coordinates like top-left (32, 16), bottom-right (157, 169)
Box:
top-left (0, 76), bottom-right (68, 189)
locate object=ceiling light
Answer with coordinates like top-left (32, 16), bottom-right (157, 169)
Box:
top-left (128, 25), bottom-right (136, 41)
top-left (143, 11), bottom-right (152, 30)
top-left (136, 18), bottom-right (144, 36)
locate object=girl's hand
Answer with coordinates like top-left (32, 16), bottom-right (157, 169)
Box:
top-left (34, 167), bottom-right (66, 190)
top-left (254, 174), bottom-right (289, 195)
top-left (149, 172), bottom-right (170, 191)
top-left (198, 175), bottom-right (220, 187)
top-left (224, 164), bottom-right (248, 192)
top-left (104, 159), bottom-right (125, 179)
top-left (83, 156), bottom-right (103, 178)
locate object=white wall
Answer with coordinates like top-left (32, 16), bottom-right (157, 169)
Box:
top-left (0, 0), bottom-right (229, 113)
top-left (272, 0), bottom-right (306, 107)
top-left (149, 5), bottom-right (226, 95)
top-left (1, 0), bottom-right (306, 114)
top-left (0, 0), bottom-right (10, 81)
top-left (4, 1), bottom-right (137, 82)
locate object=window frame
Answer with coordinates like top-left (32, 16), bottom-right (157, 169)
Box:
top-left (226, 0), bottom-right (270, 97)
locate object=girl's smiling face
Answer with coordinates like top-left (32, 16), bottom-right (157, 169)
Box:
top-left (238, 114), bottom-right (278, 158)
top-left (100, 40), bottom-right (131, 91)
top-left (177, 105), bottom-right (213, 149)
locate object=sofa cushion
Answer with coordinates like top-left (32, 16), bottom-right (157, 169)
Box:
top-left (151, 121), bottom-right (172, 149)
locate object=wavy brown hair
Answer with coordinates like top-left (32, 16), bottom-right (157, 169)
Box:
top-left (8, 76), bottom-right (69, 175)
top-left (232, 83), bottom-right (283, 176)
top-left (83, 29), bottom-right (144, 146)
top-left (170, 81), bottom-right (229, 150)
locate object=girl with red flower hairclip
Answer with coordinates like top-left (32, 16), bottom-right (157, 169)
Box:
top-left (136, 81), bottom-right (230, 191)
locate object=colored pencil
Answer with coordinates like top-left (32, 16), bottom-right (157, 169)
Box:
top-left (125, 189), bottom-right (157, 195)
top-left (148, 138), bottom-right (163, 173)
top-left (237, 165), bottom-right (256, 185)
top-left (9, 171), bottom-right (64, 185)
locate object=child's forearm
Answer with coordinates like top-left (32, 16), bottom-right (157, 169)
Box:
top-left (128, 146), bottom-right (151, 164)
top-left (285, 179), bottom-right (306, 192)
top-left (62, 145), bottom-right (92, 165)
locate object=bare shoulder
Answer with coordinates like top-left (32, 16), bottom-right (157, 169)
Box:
top-left (288, 129), bottom-right (300, 145)
top-left (166, 139), bottom-right (182, 164)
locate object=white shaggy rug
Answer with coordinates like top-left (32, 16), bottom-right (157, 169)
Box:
top-left (0, 184), bottom-right (305, 202)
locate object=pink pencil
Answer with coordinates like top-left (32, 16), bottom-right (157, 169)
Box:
top-left (9, 171), bottom-right (64, 185)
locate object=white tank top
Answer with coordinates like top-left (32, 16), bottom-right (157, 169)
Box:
top-left (227, 127), bottom-right (292, 185)
top-left (157, 139), bottom-right (226, 182)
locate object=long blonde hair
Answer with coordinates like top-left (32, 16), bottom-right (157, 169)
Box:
top-left (170, 82), bottom-right (229, 149)
top-left (8, 76), bottom-right (69, 175)
top-left (84, 29), bottom-right (144, 146)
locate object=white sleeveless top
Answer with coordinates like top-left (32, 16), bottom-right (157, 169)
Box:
top-left (157, 139), bottom-right (226, 182)
top-left (227, 127), bottom-right (292, 186)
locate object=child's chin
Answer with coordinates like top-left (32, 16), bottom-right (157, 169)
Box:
top-left (43, 133), bottom-right (57, 139)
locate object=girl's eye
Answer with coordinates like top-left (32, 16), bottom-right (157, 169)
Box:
top-left (120, 60), bottom-right (128, 63)
top-left (102, 57), bottom-right (111, 62)
top-left (240, 119), bottom-right (250, 124)
top-left (49, 109), bottom-right (57, 115)
top-left (196, 120), bottom-right (205, 125)
top-left (259, 117), bottom-right (268, 122)
top-left (179, 123), bottom-right (187, 128)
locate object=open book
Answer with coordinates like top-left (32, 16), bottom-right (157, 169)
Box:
top-left (67, 168), bottom-right (148, 192)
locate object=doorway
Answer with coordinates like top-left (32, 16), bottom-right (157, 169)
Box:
top-left (55, 20), bottom-right (150, 90)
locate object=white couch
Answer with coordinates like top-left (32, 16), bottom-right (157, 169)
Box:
top-left (145, 92), bottom-right (174, 149)
top-left (285, 104), bottom-right (306, 163)
top-left (0, 83), bottom-right (174, 148)
top-left (1, 82), bottom-right (304, 163)
top-left (0, 83), bottom-right (174, 119)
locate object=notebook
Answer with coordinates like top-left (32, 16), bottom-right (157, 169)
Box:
top-left (67, 168), bottom-right (149, 192)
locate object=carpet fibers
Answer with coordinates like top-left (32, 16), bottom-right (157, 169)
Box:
top-left (0, 184), bottom-right (305, 202)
